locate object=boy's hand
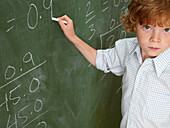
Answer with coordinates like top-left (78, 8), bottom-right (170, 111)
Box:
top-left (57, 15), bottom-right (76, 42)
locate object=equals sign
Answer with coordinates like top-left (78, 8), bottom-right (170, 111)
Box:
top-left (6, 18), bottom-right (15, 32)
top-left (102, 1), bottom-right (109, 12)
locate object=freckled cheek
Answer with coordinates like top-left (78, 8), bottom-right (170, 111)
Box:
top-left (137, 34), bottom-right (148, 45)
top-left (138, 35), bottom-right (149, 48)
top-left (163, 34), bottom-right (170, 44)
top-left (166, 39), bottom-right (170, 47)
top-left (166, 43), bottom-right (170, 49)
top-left (137, 30), bottom-right (148, 38)
top-left (162, 37), bottom-right (170, 48)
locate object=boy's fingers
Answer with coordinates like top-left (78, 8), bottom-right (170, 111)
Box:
top-left (57, 15), bottom-right (73, 31)
top-left (59, 15), bottom-right (72, 23)
top-left (62, 15), bottom-right (69, 19)
top-left (59, 15), bottom-right (67, 21)
top-left (58, 19), bottom-right (65, 30)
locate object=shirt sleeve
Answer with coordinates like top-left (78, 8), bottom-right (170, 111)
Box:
top-left (95, 39), bottom-right (126, 76)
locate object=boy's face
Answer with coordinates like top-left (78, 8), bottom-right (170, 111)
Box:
top-left (136, 22), bottom-right (170, 61)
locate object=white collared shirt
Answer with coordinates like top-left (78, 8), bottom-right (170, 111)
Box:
top-left (96, 37), bottom-right (170, 128)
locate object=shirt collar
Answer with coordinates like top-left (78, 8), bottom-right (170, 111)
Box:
top-left (153, 47), bottom-right (170, 76)
top-left (129, 39), bottom-right (143, 64)
top-left (129, 39), bottom-right (170, 76)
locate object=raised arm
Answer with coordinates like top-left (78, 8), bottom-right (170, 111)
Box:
top-left (57, 15), bottom-right (97, 67)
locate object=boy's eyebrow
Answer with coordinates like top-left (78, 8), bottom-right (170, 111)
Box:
top-left (163, 27), bottom-right (170, 28)
top-left (140, 23), bottom-right (170, 28)
top-left (141, 19), bottom-right (170, 27)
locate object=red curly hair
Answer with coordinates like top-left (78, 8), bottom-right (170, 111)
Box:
top-left (121, 0), bottom-right (170, 33)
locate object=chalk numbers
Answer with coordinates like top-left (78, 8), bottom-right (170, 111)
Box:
top-left (27, 4), bottom-right (38, 30)
top-left (0, 85), bottom-right (22, 113)
top-left (23, 52), bottom-right (35, 66)
top-left (3, 0), bottom-right (53, 127)
top-left (85, 1), bottom-right (96, 40)
top-left (99, 1), bottom-right (128, 49)
top-left (0, 52), bottom-right (48, 128)
top-left (3, 0), bottom-right (52, 127)
top-left (27, 0), bottom-right (52, 30)
top-left (4, 52), bottom-right (34, 81)
top-left (7, 98), bottom-right (48, 128)
top-left (5, 65), bottom-right (16, 80)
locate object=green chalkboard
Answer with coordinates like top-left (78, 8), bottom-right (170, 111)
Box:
top-left (0, 0), bottom-right (134, 127)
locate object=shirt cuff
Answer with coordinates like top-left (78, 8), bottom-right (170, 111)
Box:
top-left (95, 50), bottom-right (110, 73)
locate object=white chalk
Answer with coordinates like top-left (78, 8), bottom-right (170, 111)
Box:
top-left (52, 17), bottom-right (67, 24)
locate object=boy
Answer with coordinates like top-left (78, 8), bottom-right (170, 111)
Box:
top-left (57, 0), bottom-right (170, 127)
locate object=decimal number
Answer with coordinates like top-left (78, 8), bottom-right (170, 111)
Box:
top-left (0, 84), bottom-right (21, 112)
top-left (0, 77), bottom-right (41, 112)
top-left (4, 52), bottom-right (35, 81)
top-left (6, 98), bottom-right (45, 128)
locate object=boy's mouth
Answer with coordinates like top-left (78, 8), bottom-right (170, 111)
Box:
top-left (148, 47), bottom-right (160, 51)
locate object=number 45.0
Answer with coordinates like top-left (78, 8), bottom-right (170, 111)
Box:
top-left (0, 84), bottom-right (21, 112)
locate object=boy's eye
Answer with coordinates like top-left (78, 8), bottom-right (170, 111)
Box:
top-left (164, 28), bottom-right (170, 32)
top-left (144, 26), bottom-right (151, 30)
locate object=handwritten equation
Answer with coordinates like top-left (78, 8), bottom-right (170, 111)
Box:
top-left (0, 51), bottom-right (48, 128)
top-left (84, 0), bottom-right (129, 49)
top-left (2, 0), bottom-right (53, 127)
top-left (100, 0), bottom-right (127, 49)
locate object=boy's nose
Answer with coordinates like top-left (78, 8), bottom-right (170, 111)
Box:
top-left (150, 31), bottom-right (161, 43)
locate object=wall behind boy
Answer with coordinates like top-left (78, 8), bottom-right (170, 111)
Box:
top-left (0, 0), bottom-right (134, 127)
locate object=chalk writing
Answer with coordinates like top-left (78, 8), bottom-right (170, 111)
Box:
top-left (43, 0), bottom-right (53, 19)
top-left (27, 4), bottom-right (38, 30)
top-left (7, 18), bottom-right (16, 23)
top-left (99, 1), bottom-right (128, 49)
top-left (23, 110), bottom-right (49, 128)
top-left (17, 104), bottom-right (30, 124)
top-left (113, 0), bottom-right (121, 7)
top-left (35, 121), bottom-right (47, 128)
top-left (23, 52), bottom-right (35, 66)
top-left (100, 21), bottom-right (121, 49)
top-left (34, 99), bottom-right (43, 112)
top-left (0, 51), bottom-right (48, 127)
top-left (102, 1), bottom-right (109, 12)
top-left (6, 18), bottom-right (15, 32)
top-left (1, 0), bottom-right (51, 125)
top-left (5, 65), bottom-right (16, 80)
top-left (86, 2), bottom-right (95, 18)
top-left (9, 84), bottom-right (21, 106)
top-left (43, 0), bottom-right (52, 10)
top-left (6, 26), bottom-right (14, 33)
top-left (6, 114), bottom-right (18, 128)
top-left (0, 93), bottom-right (9, 111)
top-left (85, 1), bottom-right (96, 40)
top-left (29, 78), bottom-right (40, 93)
top-left (1, 60), bottom-right (46, 90)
